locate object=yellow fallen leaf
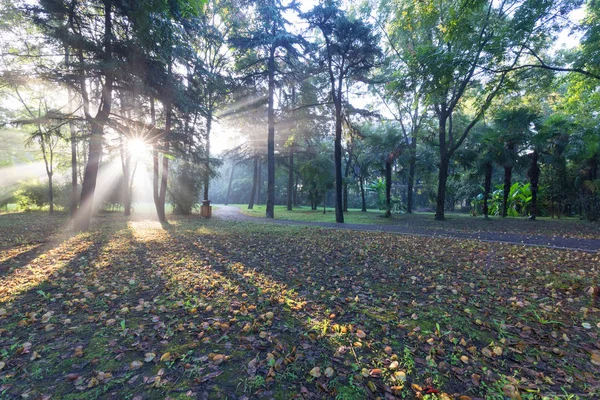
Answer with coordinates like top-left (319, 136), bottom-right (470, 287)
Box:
top-left (367, 381), bottom-right (377, 392)
top-left (130, 360), bottom-right (143, 370)
top-left (160, 352), bottom-right (171, 362)
top-left (0, 361), bottom-right (5, 370)
top-left (212, 354), bottom-right (225, 364)
top-left (309, 366), bottom-right (321, 378)
top-left (460, 355), bottom-right (469, 364)
top-left (591, 351), bottom-right (600, 366)
top-left (324, 367), bottom-right (334, 377)
top-left (265, 311), bottom-right (274, 320)
top-left (356, 329), bottom-right (366, 339)
top-left (493, 346), bottom-right (503, 356)
top-left (144, 353), bottom-right (156, 362)
top-left (389, 360), bottom-right (399, 370)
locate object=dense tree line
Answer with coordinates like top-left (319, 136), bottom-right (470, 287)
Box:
top-left (1, 0), bottom-right (599, 226)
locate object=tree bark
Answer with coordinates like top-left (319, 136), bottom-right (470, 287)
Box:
top-left (435, 116), bottom-right (448, 221)
top-left (502, 166), bottom-right (512, 217)
top-left (287, 144), bottom-right (294, 211)
top-left (343, 156), bottom-right (350, 212)
top-left (360, 176), bottom-right (366, 212)
top-left (483, 161), bottom-right (492, 219)
top-left (266, 46), bottom-right (276, 219)
top-left (225, 163), bottom-right (235, 205)
top-left (334, 102), bottom-right (344, 223)
top-left (248, 156), bottom-right (258, 209)
top-left (528, 151), bottom-right (540, 220)
top-left (76, 124), bottom-right (104, 230)
top-left (65, 46), bottom-right (78, 218)
top-left (74, 0), bottom-right (113, 231)
top-left (256, 159), bottom-right (262, 205)
top-left (406, 153), bottom-right (416, 214)
top-left (385, 158), bottom-right (392, 217)
top-left (203, 109), bottom-right (212, 201)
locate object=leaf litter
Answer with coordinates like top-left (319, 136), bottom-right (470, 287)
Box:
top-left (0, 213), bottom-right (598, 399)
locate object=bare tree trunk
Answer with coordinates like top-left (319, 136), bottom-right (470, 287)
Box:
top-left (502, 166), bottom-right (512, 217)
top-left (203, 109), bottom-right (212, 201)
top-left (483, 162), bottom-right (492, 219)
top-left (225, 163), bottom-right (235, 205)
top-left (76, 125), bottom-right (104, 230)
top-left (435, 116), bottom-right (449, 221)
top-left (406, 155), bottom-right (416, 214)
top-left (248, 156), bottom-right (258, 209)
top-left (256, 159), bottom-right (262, 205)
top-left (385, 158), bottom-right (392, 217)
top-left (528, 151), bottom-right (540, 220)
top-left (360, 176), bottom-right (366, 212)
top-left (65, 46), bottom-right (78, 218)
top-left (287, 144), bottom-right (294, 211)
top-left (334, 102), bottom-right (344, 223)
top-left (266, 46), bottom-right (276, 219)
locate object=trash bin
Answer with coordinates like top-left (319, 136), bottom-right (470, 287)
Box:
top-left (201, 200), bottom-right (212, 218)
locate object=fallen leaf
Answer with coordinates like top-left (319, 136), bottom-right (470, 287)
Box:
top-left (130, 360), bottom-right (143, 370)
top-left (324, 367), bottom-right (334, 377)
top-left (355, 329), bottom-right (366, 339)
top-left (144, 353), bottom-right (156, 362)
top-left (309, 366), bottom-right (321, 378)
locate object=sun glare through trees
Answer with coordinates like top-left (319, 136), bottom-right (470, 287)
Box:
top-left (1, 0), bottom-right (600, 398)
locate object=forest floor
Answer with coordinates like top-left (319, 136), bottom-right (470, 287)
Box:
top-left (0, 211), bottom-right (599, 399)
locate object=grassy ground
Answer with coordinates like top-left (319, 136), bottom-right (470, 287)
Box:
top-left (0, 212), bottom-right (599, 399)
top-left (235, 205), bottom-right (600, 240)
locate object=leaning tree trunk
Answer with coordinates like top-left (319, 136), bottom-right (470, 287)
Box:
top-left (76, 124), bottom-right (104, 231)
top-left (248, 156), bottom-right (258, 210)
top-left (287, 144), bottom-right (294, 211)
top-left (483, 161), bottom-right (492, 219)
top-left (266, 46), bottom-right (276, 219)
top-left (528, 150), bottom-right (540, 220)
top-left (385, 158), bottom-right (392, 217)
top-left (502, 165), bottom-right (512, 217)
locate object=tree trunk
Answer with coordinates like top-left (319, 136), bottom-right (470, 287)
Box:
top-left (435, 154), bottom-right (449, 221)
top-left (435, 116), bottom-right (448, 221)
top-left (225, 163), bottom-right (235, 205)
top-left (256, 159), bottom-right (262, 205)
top-left (48, 173), bottom-right (54, 214)
top-left (203, 109), bottom-right (212, 201)
top-left (266, 46), bottom-right (276, 219)
top-left (343, 157), bottom-right (350, 212)
top-left (65, 46), bottom-right (77, 218)
top-left (287, 144), bottom-right (294, 211)
top-left (528, 151), bottom-right (540, 220)
top-left (483, 161), bottom-right (492, 219)
top-left (75, 124), bottom-right (103, 231)
top-left (334, 102), bottom-right (344, 223)
top-left (248, 156), bottom-right (258, 209)
top-left (385, 158), bottom-right (392, 217)
top-left (294, 173), bottom-right (298, 206)
top-left (406, 154), bottom-right (416, 214)
top-left (360, 176), bottom-right (366, 212)
top-left (157, 141), bottom-right (169, 223)
top-left (502, 166), bottom-right (512, 217)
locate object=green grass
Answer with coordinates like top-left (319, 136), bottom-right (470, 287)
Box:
top-left (235, 204), bottom-right (394, 224)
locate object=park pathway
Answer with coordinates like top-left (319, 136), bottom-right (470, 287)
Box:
top-left (213, 205), bottom-right (600, 253)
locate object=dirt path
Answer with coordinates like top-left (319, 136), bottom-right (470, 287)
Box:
top-left (213, 205), bottom-right (600, 253)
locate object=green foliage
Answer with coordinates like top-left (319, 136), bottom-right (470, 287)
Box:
top-left (473, 182), bottom-right (536, 217)
top-left (14, 180), bottom-right (69, 211)
top-left (168, 161), bottom-right (204, 215)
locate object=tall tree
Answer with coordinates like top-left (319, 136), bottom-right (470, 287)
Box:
top-left (304, 1), bottom-right (380, 223)
top-left (231, 0), bottom-right (305, 219)
top-left (386, 0), bottom-right (578, 220)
